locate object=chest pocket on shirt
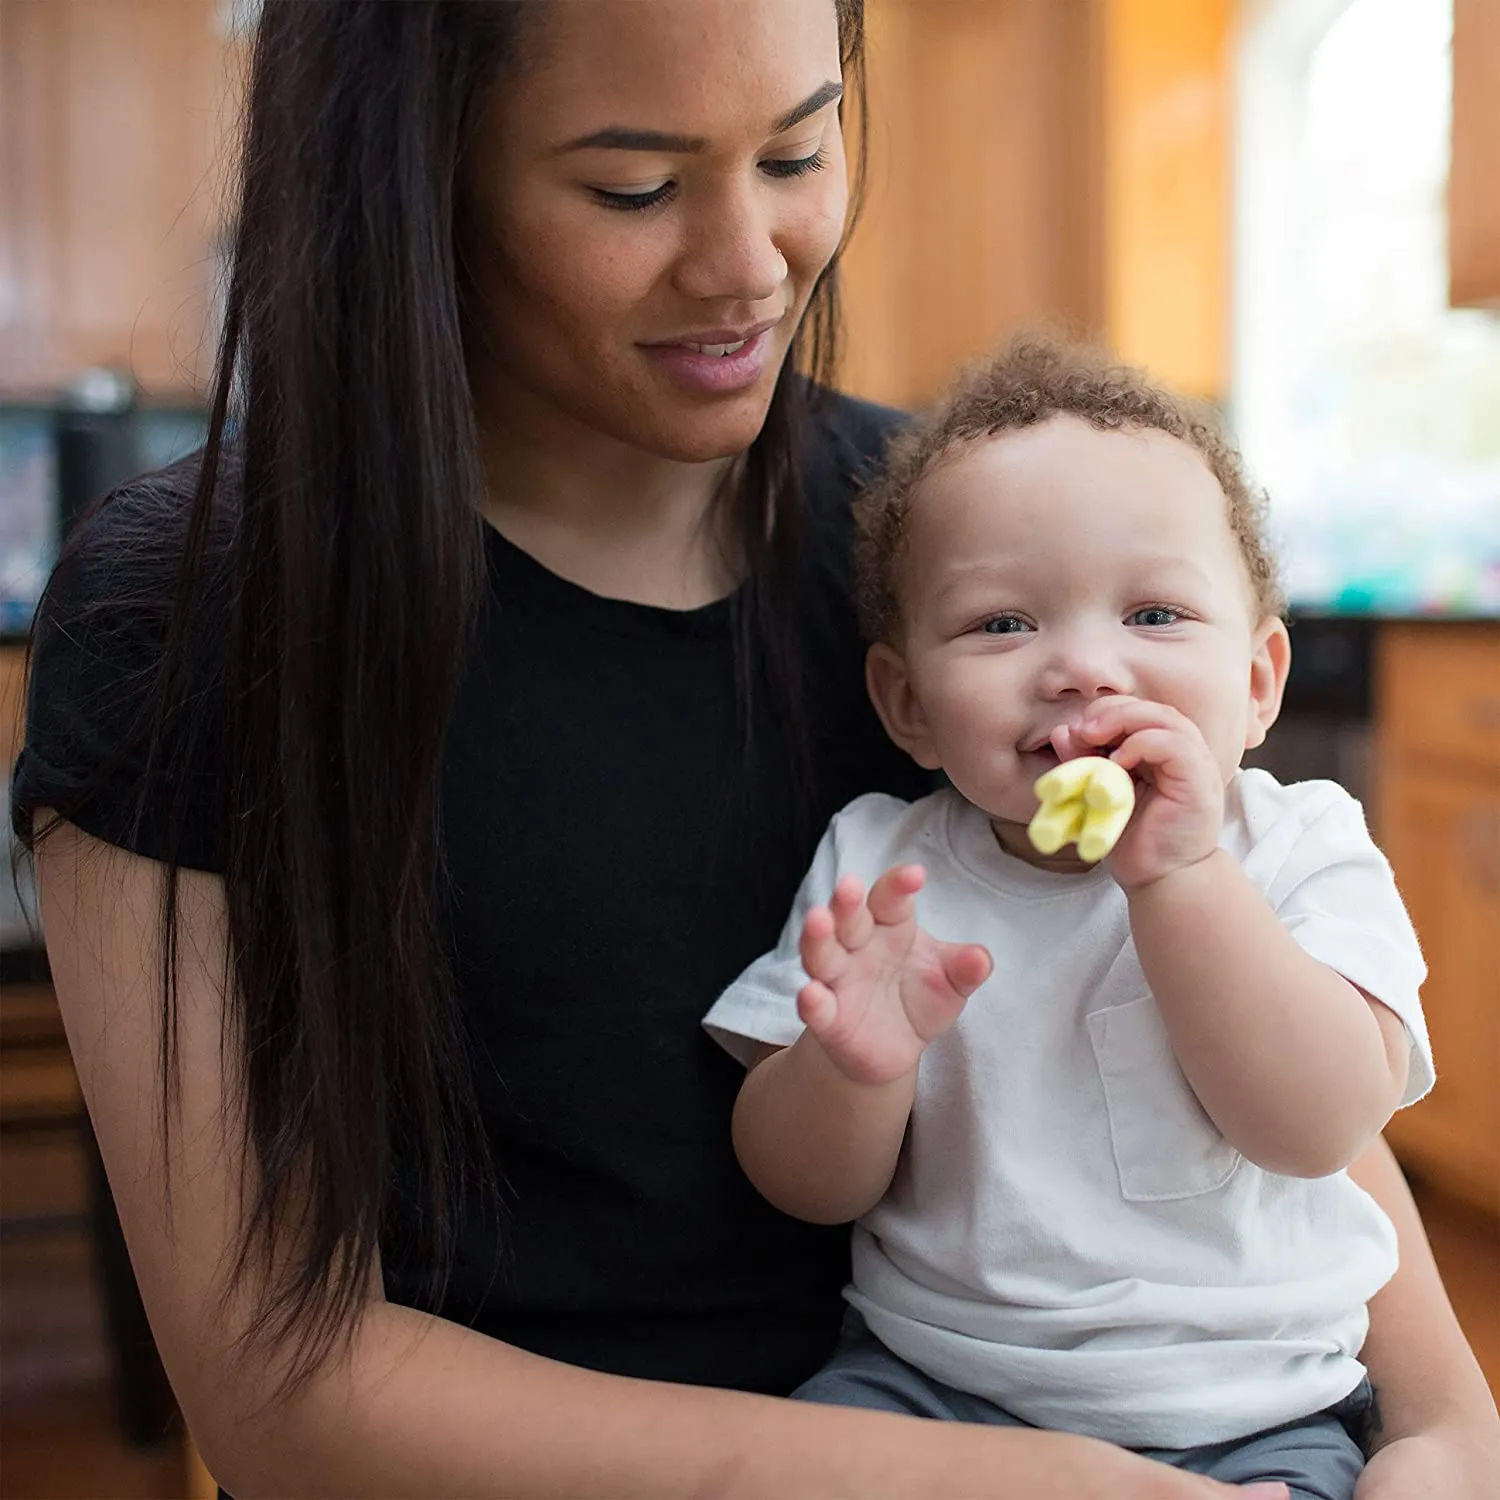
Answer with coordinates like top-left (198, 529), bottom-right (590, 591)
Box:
top-left (1087, 996), bottom-right (1242, 1202)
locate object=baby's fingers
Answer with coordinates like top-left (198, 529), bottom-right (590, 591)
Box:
top-left (937, 941), bottom-right (993, 998)
top-left (1110, 726), bottom-right (1205, 789)
top-left (796, 978), bottom-right (840, 1038)
top-left (799, 903), bottom-right (852, 984)
top-left (828, 873), bottom-right (876, 952)
top-left (866, 864), bottom-right (926, 928)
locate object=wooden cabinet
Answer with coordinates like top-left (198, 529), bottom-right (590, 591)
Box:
top-left (1376, 624), bottom-right (1500, 1214)
top-left (1, 641), bottom-right (25, 769)
top-left (1450, 0), bottom-right (1500, 308)
top-left (1101, 0), bottom-right (1232, 402)
top-left (0, 0), bottom-right (241, 395)
top-left (841, 0), bottom-right (1107, 408)
top-left (841, 0), bottom-right (1233, 409)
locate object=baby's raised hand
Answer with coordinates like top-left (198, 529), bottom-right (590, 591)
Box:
top-left (796, 865), bottom-right (992, 1086)
top-left (1072, 696), bottom-right (1225, 890)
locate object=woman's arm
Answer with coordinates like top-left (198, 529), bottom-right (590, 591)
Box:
top-left (1349, 1139), bottom-right (1499, 1498)
top-left (40, 821), bottom-right (1258, 1500)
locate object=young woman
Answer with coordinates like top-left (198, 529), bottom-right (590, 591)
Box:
top-left (15, 3), bottom-right (1496, 1496)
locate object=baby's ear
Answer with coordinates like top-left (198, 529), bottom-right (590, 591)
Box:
top-left (866, 642), bottom-right (942, 770)
top-left (1244, 615), bottom-right (1291, 750)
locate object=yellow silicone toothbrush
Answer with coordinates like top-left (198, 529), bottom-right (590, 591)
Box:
top-left (1028, 755), bottom-right (1135, 862)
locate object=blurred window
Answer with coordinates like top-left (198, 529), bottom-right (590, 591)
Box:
top-left (1234, 0), bottom-right (1500, 615)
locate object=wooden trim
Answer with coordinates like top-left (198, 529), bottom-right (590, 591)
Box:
top-left (1449, 0), bottom-right (1500, 308)
top-left (2, 642), bottom-right (27, 771)
top-left (1103, 0), bottom-right (1233, 400)
top-left (840, 0), bottom-right (1109, 408)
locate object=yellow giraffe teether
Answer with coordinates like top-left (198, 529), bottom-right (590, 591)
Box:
top-left (1028, 756), bottom-right (1135, 863)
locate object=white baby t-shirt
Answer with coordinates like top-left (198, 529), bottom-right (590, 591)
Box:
top-left (703, 770), bottom-right (1432, 1449)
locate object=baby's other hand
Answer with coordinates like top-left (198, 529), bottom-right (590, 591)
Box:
top-left (1073, 696), bottom-right (1224, 890)
top-left (797, 866), bottom-right (992, 1086)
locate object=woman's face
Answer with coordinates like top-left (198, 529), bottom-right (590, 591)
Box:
top-left (462, 0), bottom-right (849, 464)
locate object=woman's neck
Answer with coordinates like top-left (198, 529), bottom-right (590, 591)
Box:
top-left (475, 378), bottom-right (741, 612)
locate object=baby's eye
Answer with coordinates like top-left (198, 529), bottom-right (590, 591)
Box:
top-left (1128, 606), bottom-right (1182, 628)
top-left (979, 614), bottom-right (1033, 635)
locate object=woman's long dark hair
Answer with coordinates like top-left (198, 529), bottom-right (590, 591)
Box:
top-left (27, 0), bottom-right (868, 1385)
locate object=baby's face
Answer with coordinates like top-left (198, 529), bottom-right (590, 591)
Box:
top-left (868, 415), bottom-right (1286, 836)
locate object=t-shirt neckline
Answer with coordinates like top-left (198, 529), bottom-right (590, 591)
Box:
top-left (482, 519), bottom-right (742, 637)
top-left (942, 790), bottom-right (1113, 901)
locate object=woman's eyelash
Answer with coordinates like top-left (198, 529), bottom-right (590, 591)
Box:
top-left (760, 148), bottom-right (828, 180)
top-left (592, 183), bottom-right (675, 213)
top-left (591, 149), bottom-right (829, 213)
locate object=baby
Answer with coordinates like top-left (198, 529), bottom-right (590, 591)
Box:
top-left (704, 337), bottom-right (1432, 1499)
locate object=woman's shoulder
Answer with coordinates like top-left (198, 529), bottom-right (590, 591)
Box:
top-left (808, 385), bottom-right (910, 458)
top-left (800, 386), bottom-right (910, 519)
top-left (31, 452), bottom-right (234, 704)
top-left (46, 451), bottom-right (234, 625)
top-left (11, 451), bottom-right (234, 868)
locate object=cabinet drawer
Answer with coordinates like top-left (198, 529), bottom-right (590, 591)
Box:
top-left (1376, 624), bottom-right (1500, 770)
top-left (1377, 766), bottom-right (1500, 1215)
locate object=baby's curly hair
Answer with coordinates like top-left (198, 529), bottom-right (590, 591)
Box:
top-left (853, 334), bottom-right (1285, 643)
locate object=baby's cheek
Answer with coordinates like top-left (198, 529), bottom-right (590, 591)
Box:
top-left (943, 699), bottom-right (1008, 753)
top-left (1194, 704), bottom-right (1251, 783)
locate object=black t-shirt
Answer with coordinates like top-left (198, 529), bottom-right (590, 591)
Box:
top-left (12, 390), bottom-right (928, 1396)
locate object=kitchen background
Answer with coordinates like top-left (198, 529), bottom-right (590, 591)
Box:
top-left (1, 1), bottom-right (1496, 1496)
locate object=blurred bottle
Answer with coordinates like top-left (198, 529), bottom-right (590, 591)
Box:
top-left (54, 366), bottom-right (139, 542)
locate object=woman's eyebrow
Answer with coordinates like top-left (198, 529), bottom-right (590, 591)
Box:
top-left (771, 78), bottom-right (844, 131)
top-left (556, 79), bottom-right (843, 155)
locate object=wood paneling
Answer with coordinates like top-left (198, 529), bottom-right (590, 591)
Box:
top-left (841, 0), bottom-right (1232, 409)
top-left (0, 0), bottom-right (240, 395)
top-left (1378, 772), bottom-right (1500, 1214)
top-left (1377, 625), bottom-right (1500, 1217)
top-left (1102, 0), bottom-right (1232, 401)
top-left (1379, 624), bottom-right (1500, 770)
top-left (2, 643), bottom-right (26, 769)
top-left (841, 0), bottom-right (1106, 408)
top-left (1450, 0), bottom-right (1500, 308)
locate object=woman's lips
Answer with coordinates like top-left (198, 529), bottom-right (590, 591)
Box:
top-left (641, 325), bottom-right (776, 395)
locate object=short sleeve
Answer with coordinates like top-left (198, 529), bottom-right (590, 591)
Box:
top-left (1256, 784), bottom-right (1433, 1107)
top-left (9, 470), bottom-right (227, 873)
top-left (703, 792), bottom-right (910, 1064)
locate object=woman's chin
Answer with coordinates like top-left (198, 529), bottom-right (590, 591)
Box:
top-left (639, 394), bottom-right (781, 465)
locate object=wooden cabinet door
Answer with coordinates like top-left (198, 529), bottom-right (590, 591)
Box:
top-left (0, 0), bottom-right (236, 394)
top-left (1450, 0), bottom-right (1500, 308)
top-left (841, 0), bottom-right (1234, 408)
top-left (841, 0), bottom-right (1106, 407)
top-left (1379, 767), bottom-right (1500, 1213)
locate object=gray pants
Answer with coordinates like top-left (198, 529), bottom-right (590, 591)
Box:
top-left (793, 1320), bottom-right (1369, 1500)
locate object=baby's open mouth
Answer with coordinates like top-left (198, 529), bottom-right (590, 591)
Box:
top-left (1021, 737), bottom-right (1125, 768)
